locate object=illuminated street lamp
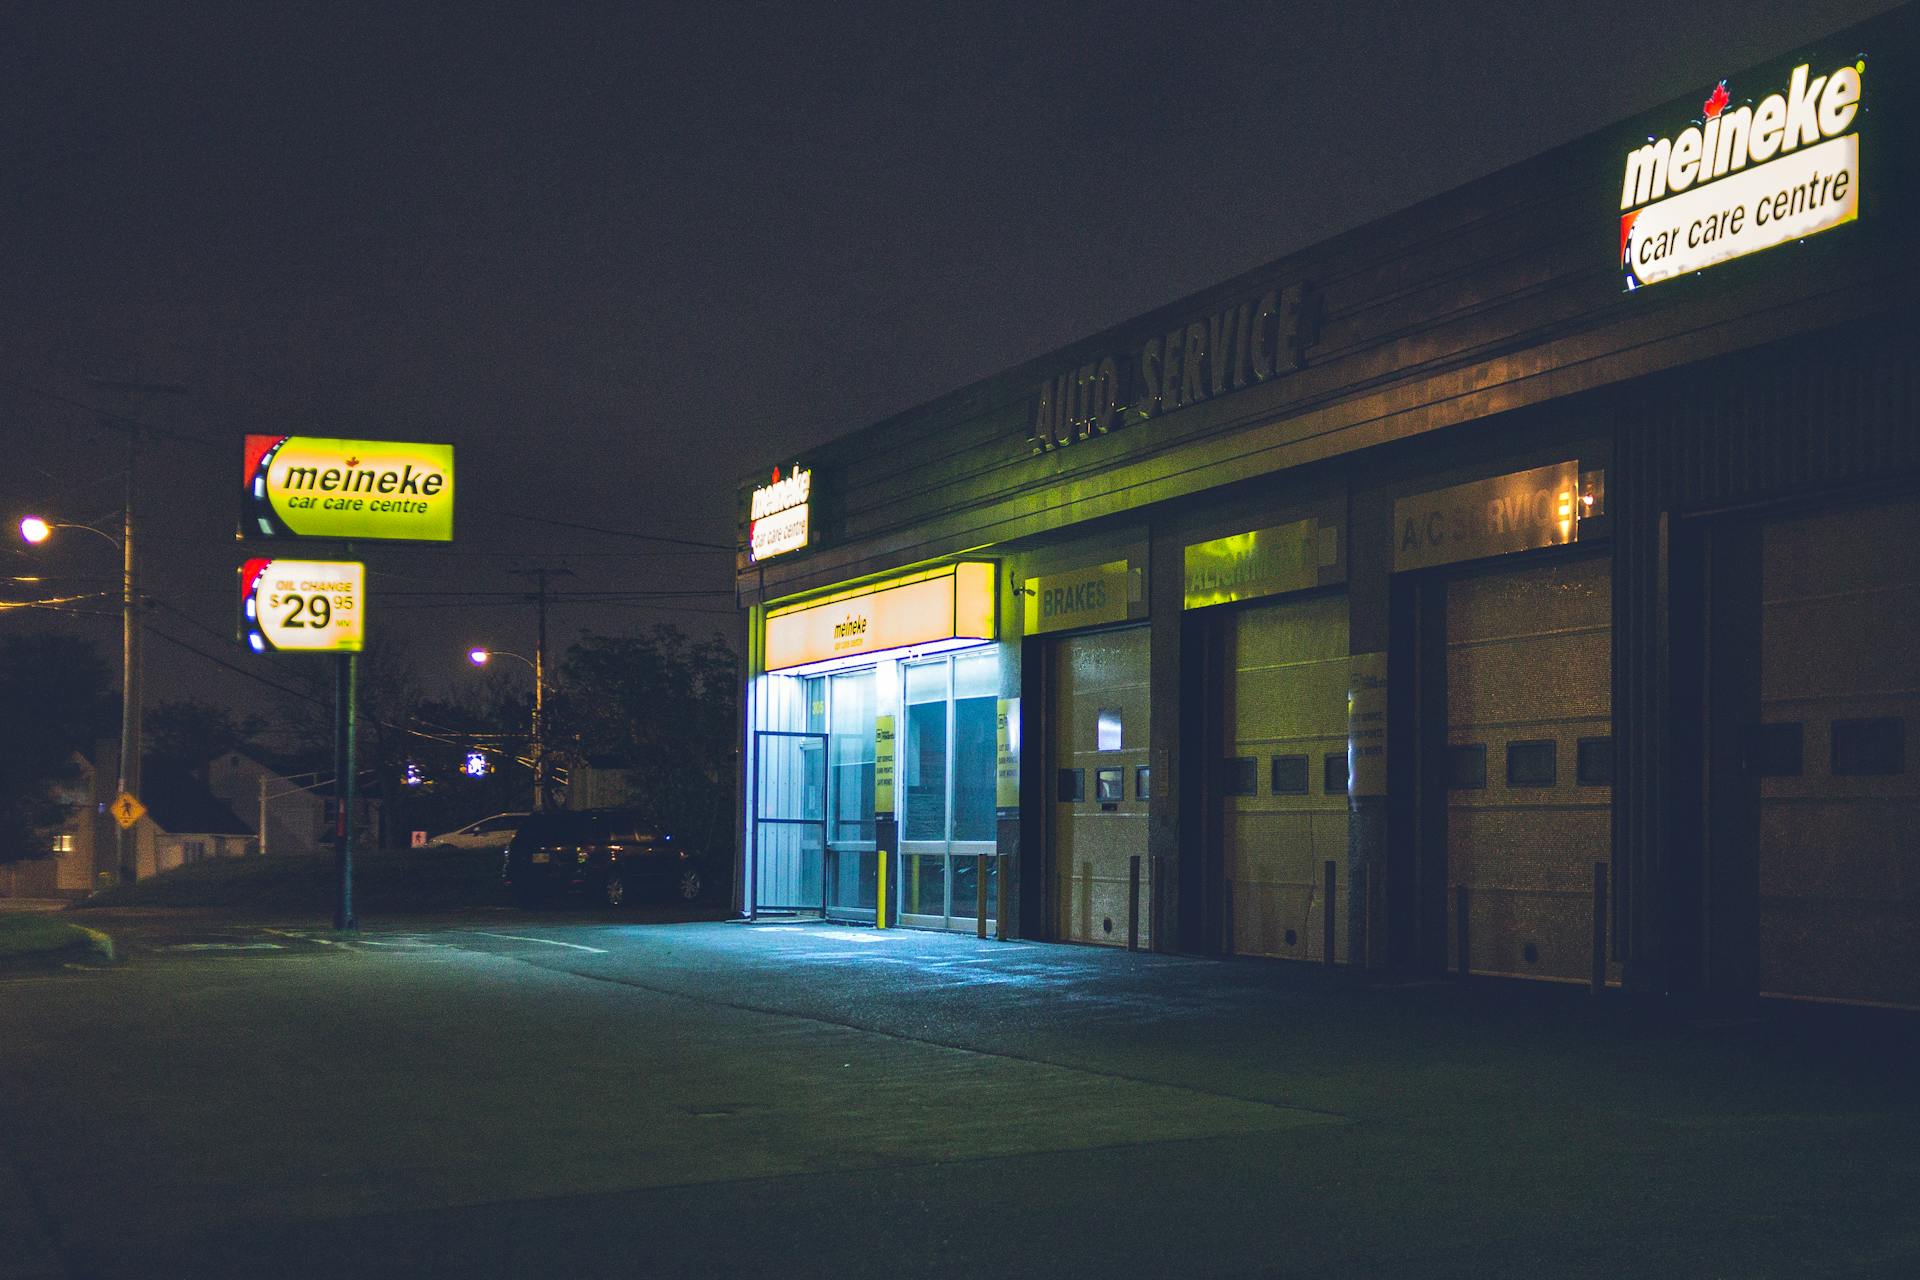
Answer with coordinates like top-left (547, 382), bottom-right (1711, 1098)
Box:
top-left (19, 514), bottom-right (140, 882)
top-left (467, 647), bottom-right (547, 810)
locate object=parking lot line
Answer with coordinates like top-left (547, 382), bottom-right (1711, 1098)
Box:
top-left (467, 931), bottom-right (608, 954)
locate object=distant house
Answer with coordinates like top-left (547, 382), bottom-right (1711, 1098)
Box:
top-left (207, 752), bottom-right (379, 856)
top-left (0, 751), bottom-right (107, 899)
top-left (128, 769), bottom-right (256, 879)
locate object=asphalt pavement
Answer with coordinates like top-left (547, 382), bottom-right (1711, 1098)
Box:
top-left (2, 909), bottom-right (1917, 1279)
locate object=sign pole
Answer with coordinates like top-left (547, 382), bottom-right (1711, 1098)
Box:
top-left (333, 649), bottom-right (359, 930)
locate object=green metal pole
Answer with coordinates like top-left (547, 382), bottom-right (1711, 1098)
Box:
top-left (335, 651), bottom-right (359, 930)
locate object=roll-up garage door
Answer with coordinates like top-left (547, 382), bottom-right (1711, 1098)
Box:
top-left (1446, 555), bottom-right (1614, 982)
top-left (1222, 594), bottom-right (1350, 961)
top-left (1756, 498), bottom-right (1920, 1007)
top-left (1052, 626), bottom-right (1150, 946)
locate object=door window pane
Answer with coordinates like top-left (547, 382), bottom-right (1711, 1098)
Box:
top-left (954, 691), bottom-right (997, 840)
top-left (904, 851), bottom-right (946, 916)
top-left (829, 670), bottom-right (876, 843)
top-left (805, 676), bottom-right (827, 733)
top-left (904, 661), bottom-right (948, 840)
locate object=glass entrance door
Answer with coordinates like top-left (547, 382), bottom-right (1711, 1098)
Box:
top-left (899, 650), bottom-right (1000, 929)
top-left (752, 730), bottom-right (827, 915)
top-left (824, 669), bottom-right (879, 919)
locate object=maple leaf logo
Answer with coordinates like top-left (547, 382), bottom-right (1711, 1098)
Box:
top-left (1703, 80), bottom-right (1730, 120)
top-left (344, 455), bottom-right (360, 467)
top-left (770, 466), bottom-right (782, 483)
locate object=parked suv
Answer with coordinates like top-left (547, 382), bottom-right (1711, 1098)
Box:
top-left (502, 809), bottom-right (704, 908)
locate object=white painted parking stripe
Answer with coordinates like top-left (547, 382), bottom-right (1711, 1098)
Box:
top-left (468, 931), bottom-right (608, 954)
top-left (166, 942), bottom-right (284, 952)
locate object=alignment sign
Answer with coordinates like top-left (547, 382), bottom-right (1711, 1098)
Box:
top-left (241, 434), bottom-right (455, 542)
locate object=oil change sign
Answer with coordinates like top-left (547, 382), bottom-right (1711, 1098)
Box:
top-left (240, 559), bottom-right (365, 653)
top-left (1620, 58), bottom-right (1863, 288)
top-left (241, 435), bottom-right (454, 542)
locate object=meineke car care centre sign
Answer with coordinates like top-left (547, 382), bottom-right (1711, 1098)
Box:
top-left (242, 434), bottom-right (454, 542)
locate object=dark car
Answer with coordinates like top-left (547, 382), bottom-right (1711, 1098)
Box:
top-left (501, 809), bottom-right (705, 908)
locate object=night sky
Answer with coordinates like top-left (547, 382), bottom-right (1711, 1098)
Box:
top-left (0, 0), bottom-right (1900, 727)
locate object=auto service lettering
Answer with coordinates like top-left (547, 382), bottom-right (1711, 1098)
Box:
top-left (1620, 59), bottom-right (1863, 288)
top-left (1025, 281), bottom-right (1322, 452)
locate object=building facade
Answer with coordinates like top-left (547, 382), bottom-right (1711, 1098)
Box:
top-left (734, 9), bottom-right (1920, 1006)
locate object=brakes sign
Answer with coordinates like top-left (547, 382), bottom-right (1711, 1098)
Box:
top-left (241, 435), bottom-right (454, 542)
top-left (240, 559), bottom-right (365, 653)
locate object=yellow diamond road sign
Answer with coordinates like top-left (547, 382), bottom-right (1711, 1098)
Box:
top-left (111, 793), bottom-right (146, 830)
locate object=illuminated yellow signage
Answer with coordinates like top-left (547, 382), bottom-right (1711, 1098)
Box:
top-left (1347, 653), bottom-right (1388, 798)
top-left (1022, 561), bottom-right (1132, 635)
top-left (1183, 519), bottom-right (1337, 609)
top-left (1393, 462), bottom-right (1582, 572)
top-left (996, 698), bottom-right (1020, 808)
top-left (1621, 60), bottom-right (1863, 288)
top-left (242, 435), bottom-right (454, 542)
top-left (875, 715), bottom-right (896, 814)
top-left (749, 465), bottom-right (811, 562)
top-left (764, 562), bottom-right (995, 671)
top-left (240, 558), bottom-right (365, 653)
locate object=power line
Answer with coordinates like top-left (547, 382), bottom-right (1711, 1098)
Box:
top-left (142, 619), bottom-right (517, 754)
top-left (498, 511), bottom-right (733, 551)
top-left (0, 375), bottom-right (225, 453)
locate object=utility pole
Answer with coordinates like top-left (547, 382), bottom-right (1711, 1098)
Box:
top-left (510, 566), bottom-right (571, 811)
top-left (85, 377), bottom-right (187, 883)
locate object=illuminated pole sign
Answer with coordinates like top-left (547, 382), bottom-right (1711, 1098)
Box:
top-left (1620, 58), bottom-right (1863, 289)
top-left (748, 465), bottom-right (811, 562)
top-left (239, 559), bottom-right (365, 653)
top-left (241, 435), bottom-right (454, 542)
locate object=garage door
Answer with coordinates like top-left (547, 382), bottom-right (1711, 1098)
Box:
top-left (1755, 498), bottom-right (1920, 1006)
top-left (1446, 555), bottom-right (1614, 982)
top-left (1221, 594), bottom-right (1350, 961)
top-left (1052, 627), bottom-right (1150, 946)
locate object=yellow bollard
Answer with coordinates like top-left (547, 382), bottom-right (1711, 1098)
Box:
top-left (876, 850), bottom-right (888, 929)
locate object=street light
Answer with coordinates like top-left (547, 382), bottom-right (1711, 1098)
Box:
top-left (467, 647), bottom-right (547, 810)
top-left (19, 514), bottom-right (140, 882)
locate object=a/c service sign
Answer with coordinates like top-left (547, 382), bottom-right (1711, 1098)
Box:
top-left (242, 435), bottom-right (454, 542)
top-left (240, 559), bottom-right (365, 653)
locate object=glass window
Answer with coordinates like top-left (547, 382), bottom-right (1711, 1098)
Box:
top-left (1506, 740), bottom-right (1556, 787)
top-left (1097, 707), bottom-right (1122, 751)
top-left (805, 676), bottom-right (827, 734)
top-left (1323, 753), bottom-right (1349, 796)
top-left (1223, 757), bottom-right (1258, 796)
top-left (1271, 755), bottom-right (1309, 795)
top-left (1576, 737), bottom-right (1613, 787)
top-left (952, 651), bottom-right (998, 842)
top-left (904, 661), bottom-right (948, 840)
top-left (829, 670), bottom-right (876, 844)
top-left (1832, 718), bottom-right (1905, 776)
top-left (1096, 767), bottom-right (1124, 803)
top-left (1448, 744), bottom-right (1487, 789)
top-left (1742, 723), bottom-right (1803, 777)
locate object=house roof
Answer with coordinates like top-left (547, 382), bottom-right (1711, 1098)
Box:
top-left (141, 763), bottom-right (254, 836)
